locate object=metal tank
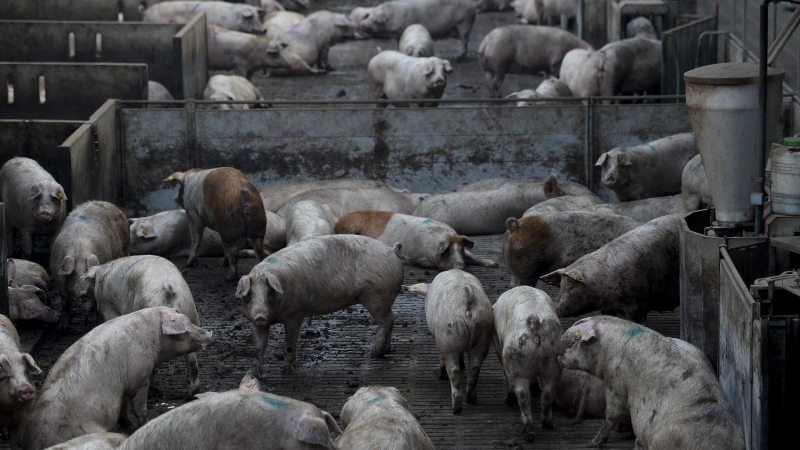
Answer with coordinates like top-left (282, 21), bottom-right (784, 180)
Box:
top-left (685, 63), bottom-right (785, 224)
top-left (770, 137), bottom-right (800, 215)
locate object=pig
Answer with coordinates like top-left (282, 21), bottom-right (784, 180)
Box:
top-left (512, 0), bottom-right (541, 24)
top-left (163, 167), bottom-right (266, 280)
top-left (203, 74), bottom-right (264, 110)
top-left (207, 25), bottom-right (273, 79)
top-left (259, 179), bottom-right (392, 212)
top-left (367, 51), bottom-right (453, 107)
top-left (399, 24), bottom-right (435, 57)
top-left (453, 174), bottom-right (597, 197)
top-left (44, 433), bottom-right (127, 450)
top-left (147, 81), bottom-right (173, 102)
top-left (349, 6), bottom-right (377, 37)
top-left (560, 37), bottom-right (661, 98)
top-left (192, 370), bottom-right (262, 400)
top-left (82, 256), bottom-right (203, 395)
top-left (358, 0), bottom-right (476, 60)
top-left (492, 286), bottom-right (565, 441)
top-left (596, 133), bottom-right (698, 201)
top-left (275, 0), bottom-right (309, 12)
top-left (266, 10), bottom-right (357, 73)
top-left (22, 307), bottom-right (213, 450)
top-left (237, 235), bottom-right (404, 375)
top-left (263, 211), bottom-right (287, 252)
top-left (264, 10), bottom-right (305, 39)
top-left (479, 25), bottom-right (592, 97)
top-left (6, 258), bottom-right (49, 292)
top-left (338, 386), bottom-right (435, 450)
top-left (259, 0), bottom-right (285, 14)
top-left (284, 200), bottom-right (338, 245)
top-left (560, 316), bottom-right (745, 449)
top-left (540, 0), bottom-right (578, 28)
top-left (278, 186), bottom-right (428, 218)
top-left (0, 314), bottom-right (41, 450)
top-left (506, 76), bottom-right (573, 106)
top-left (0, 157), bottom-right (67, 259)
top-left (8, 285), bottom-right (59, 324)
top-left (627, 16), bottom-right (658, 39)
top-left (117, 390), bottom-right (340, 450)
top-left (49, 201), bottom-right (130, 330)
top-left (523, 195), bottom-right (605, 215)
top-left (474, 0), bottom-right (514, 12)
top-left (582, 194), bottom-right (688, 223)
top-left (554, 369), bottom-right (607, 423)
top-left (422, 270), bottom-right (493, 414)
top-left (681, 154), bottom-right (713, 211)
top-left (413, 171), bottom-right (570, 234)
top-left (334, 211), bottom-right (497, 269)
top-left (504, 212), bottom-right (640, 288)
top-left (140, 1), bottom-right (266, 35)
top-left (541, 214), bottom-right (682, 323)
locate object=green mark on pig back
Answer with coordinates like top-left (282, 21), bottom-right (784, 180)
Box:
top-left (265, 256), bottom-right (279, 265)
top-left (422, 219), bottom-right (432, 225)
top-left (627, 327), bottom-right (644, 338)
top-left (79, 215), bottom-right (88, 221)
top-left (517, 184), bottom-right (525, 188)
top-left (261, 395), bottom-right (289, 410)
top-left (366, 397), bottom-right (382, 404)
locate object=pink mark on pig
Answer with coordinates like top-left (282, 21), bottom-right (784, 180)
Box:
top-left (290, 22), bottom-right (302, 30)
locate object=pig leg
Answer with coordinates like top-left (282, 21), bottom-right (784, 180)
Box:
top-left (570, 380), bottom-right (590, 425)
top-left (222, 240), bottom-right (241, 281)
top-left (590, 390), bottom-right (626, 448)
top-left (511, 378), bottom-right (535, 442)
top-left (362, 295), bottom-right (395, 358)
top-left (539, 358), bottom-right (561, 430)
top-left (465, 339), bottom-right (490, 405)
top-left (20, 229), bottom-right (34, 259)
top-left (442, 352), bottom-right (464, 414)
top-left (57, 291), bottom-right (72, 331)
top-left (464, 250), bottom-right (498, 267)
top-left (281, 49), bottom-right (323, 74)
top-left (252, 324), bottom-right (270, 377)
top-left (455, 22), bottom-right (472, 60)
top-left (185, 352), bottom-right (201, 395)
top-left (118, 396), bottom-right (133, 428)
top-left (130, 383), bottom-right (150, 427)
top-left (186, 224), bottom-right (205, 268)
top-left (484, 70), bottom-right (504, 98)
top-left (282, 318), bottom-right (303, 374)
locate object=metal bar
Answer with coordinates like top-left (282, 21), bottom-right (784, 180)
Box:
top-left (757, 1), bottom-right (770, 236)
top-left (773, 1), bottom-right (778, 45)
top-left (744, 0), bottom-right (749, 61)
top-left (0, 202), bottom-right (6, 317)
top-left (586, 98), bottom-right (594, 189)
top-left (767, 1), bottom-right (800, 65)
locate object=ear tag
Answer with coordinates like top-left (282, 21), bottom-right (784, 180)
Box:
top-left (142, 228), bottom-right (149, 236)
top-left (406, 284), bottom-right (426, 292)
top-left (170, 316), bottom-right (176, 322)
top-left (246, 382), bottom-right (252, 387)
top-left (573, 331), bottom-right (581, 340)
top-left (572, 273), bottom-right (583, 281)
top-left (620, 158), bottom-right (628, 165)
top-left (166, 174), bottom-right (175, 181)
top-left (438, 245), bottom-right (444, 252)
top-left (58, 192), bottom-right (66, 200)
top-left (312, 423), bottom-right (319, 430)
top-left (237, 288), bottom-right (242, 295)
top-left (27, 305), bottom-right (33, 310)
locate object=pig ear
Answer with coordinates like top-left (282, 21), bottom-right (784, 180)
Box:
top-left (137, 223), bottom-right (158, 239)
top-left (29, 183), bottom-right (42, 200)
top-left (295, 413), bottom-right (333, 446)
top-left (235, 276), bottom-right (251, 298)
top-left (83, 265), bottom-right (101, 280)
top-left (18, 294), bottom-right (47, 320)
top-left (373, 10), bottom-right (387, 24)
top-left (0, 356), bottom-right (11, 379)
top-left (59, 256), bottom-right (75, 276)
top-left (402, 283), bottom-right (430, 294)
top-left (267, 273), bottom-right (283, 295)
top-left (163, 171), bottom-right (186, 184)
top-left (160, 311), bottom-right (193, 335)
top-left (239, 370), bottom-right (261, 391)
top-left (564, 321), bottom-right (597, 343)
top-left (595, 152), bottom-right (608, 166)
top-left (51, 184), bottom-right (67, 201)
top-left (565, 269), bottom-right (585, 283)
top-left (443, 60), bottom-right (453, 74)
top-left (7, 259), bottom-right (16, 282)
top-left (87, 254), bottom-right (100, 269)
top-left (540, 268), bottom-right (566, 286)
top-left (422, 62), bottom-right (434, 76)
top-left (460, 236), bottom-right (475, 249)
top-left (23, 354), bottom-right (41, 374)
top-left (543, 169), bottom-right (559, 197)
top-left (242, 8), bottom-right (254, 18)
top-left (617, 152), bottom-right (631, 166)
top-left (127, 218), bottom-right (135, 225)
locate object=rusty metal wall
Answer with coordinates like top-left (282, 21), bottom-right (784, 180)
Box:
top-left (0, 14), bottom-right (207, 100)
top-left (0, 62), bottom-right (147, 120)
top-left (0, 0), bottom-right (171, 21)
top-left (662, 14), bottom-right (719, 95)
top-left (118, 99), bottom-right (692, 214)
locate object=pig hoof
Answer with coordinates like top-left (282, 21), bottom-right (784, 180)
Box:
top-left (452, 405), bottom-right (462, 415)
top-left (488, 261), bottom-right (499, 268)
top-left (588, 439), bottom-right (604, 448)
top-left (466, 393), bottom-right (477, 405)
top-left (437, 367), bottom-right (447, 380)
top-left (282, 363), bottom-right (295, 375)
top-left (523, 429), bottom-right (536, 442)
top-left (542, 421), bottom-right (554, 430)
top-left (118, 414), bottom-right (133, 429)
top-left (504, 393), bottom-right (518, 406)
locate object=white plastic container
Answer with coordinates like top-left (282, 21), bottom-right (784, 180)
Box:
top-left (770, 137), bottom-right (800, 215)
top-left (685, 63), bottom-right (784, 223)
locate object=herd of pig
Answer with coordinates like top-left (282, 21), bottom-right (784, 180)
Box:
top-left (0, 126), bottom-right (742, 449)
top-left (138, 0), bottom-right (662, 107)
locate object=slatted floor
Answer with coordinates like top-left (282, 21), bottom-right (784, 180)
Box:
top-left (4, 234), bottom-right (679, 449)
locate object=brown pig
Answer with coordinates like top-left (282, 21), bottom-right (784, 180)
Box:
top-left (164, 167), bottom-right (267, 280)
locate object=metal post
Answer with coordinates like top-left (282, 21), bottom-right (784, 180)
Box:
top-left (773, 1), bottom-right (778, 45)
top-left (0, 203), bottom-right (7, 317)
top-left (757, 2), bottom-right (770, 236)
top-left (744, 0), bottom-right (750, 61)
top-left (585, 98), bottom-right (594, 190)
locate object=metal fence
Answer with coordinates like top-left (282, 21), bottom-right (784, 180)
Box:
top-left (662, 14), bottom-right (722, 95)
top-left (0, 0), bottom-right (172, 21)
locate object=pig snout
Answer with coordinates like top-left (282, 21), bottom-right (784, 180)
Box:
top-left (433, 76), bottom-right (445, 89)
top-left (253, 314), bottom-right (268, 327)
top-left (451, 261), bottom-right (465, 270)
top-left (38, 208), bottom-right (53, 222)
top-left (201, 329), bottom-right (214, 346)
top-left (18, 385), bottom-right (36, 402)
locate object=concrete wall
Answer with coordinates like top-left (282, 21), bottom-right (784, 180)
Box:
top-left (0, 0), bottom-right (172, 21)
top-left (0, 62), bottom-right (147, 120)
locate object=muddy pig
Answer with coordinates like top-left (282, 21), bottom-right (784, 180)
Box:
top-left (259, 179), bottom-right (391, 212)
top-left (338, 386), bottom-right (434, 450)
top-left (0, 314), bottom-right (41, 450)
top-left (582, 194), bottom-right (688, 222)
top-left (284, 200), bottom-right (337, 245)
top-left (117, 389), bottom-right (340, 450)
top-left (504, 212), bottom-right (639, 287)
top-left (542, 214), bottom-right (682, 323)
top-left (479, 25), bottom-right (592, 97)
top-left (83, 255), bottom-right (203, 395)
top-left (368, 51), bottom-right (453, 107)
top-left (164, 167), bottom-right (266, 280)
top-left (596, 133), bottom-right (697, 201)
top-left (237, 235), bottom-right (404, 376)
top-left (23, 307), bottom-right (213, 449)
top-left (203, 74), bottom-right (264, 109)
top-left (523, 195), bottom-right (605, 215)
top-left (452, 174), bottom-right (597, 197)
top-left (492, 286), bottom-right (564, 441)
top-left (8, 285), bottom-right (59, 324)
top-left (682, 154), bottom-right (713, 210)
top-left (50, 201), bottom-right (129, 330)
top-left (278, 186), bottom-right (427, 218)
top-left (399, 24), bottom-right (435, 57)
top-left (335, 211), bottom-right (497, 269)
top-left (0, 157), bottom-right (67, 259)
top-left (414, 171), bottom-right (570, 234)
top-left (560, 316), bottom-right (745, 449)
top-left (7, 258), bottom-right (49, 292)
top-left (141, 1), bottom-right (266, 35)
top-left (45, 433), bottom-right (127, 450)
top-left (421, 270), bottom-right (493, 414)
top-left (358, 0), bottom-right (476, 59)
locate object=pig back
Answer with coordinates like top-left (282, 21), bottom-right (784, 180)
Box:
top-left (279, 186), bottom-right (417, 217)
top-left (259, 179), bottom-right (388, 212)
top-left (203, 168), bottom-right (267, 243)
top-left (0, 314), bottom-right (21, 349)
top-left (583, 195), bottom-right (687, 223)
top-left (426, 270), bottom-right (492, 337)
top-left (493, 287), bottom-right (563, 354)
top-left (51, 201), bottom-right (130, 271)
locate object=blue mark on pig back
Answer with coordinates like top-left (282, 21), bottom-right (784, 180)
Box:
top-left (366, 397), bottom-right (382, 404)
top-left (326, 235), bottom-right (333, 254)
top-left (422, 219), bottom-right (433, 225)
top-left (124, 256), bottom-right (159, 275)
top-left (261, 395), bottom-right (289, 410)
top-left (627, 327), bottom-right (644, 338)
top-left (495, 180), bottom-right (511, 189)
top-left (265, 256), bottom-right (279, 265)
top-left (646, 144), bottom-right (657, 152)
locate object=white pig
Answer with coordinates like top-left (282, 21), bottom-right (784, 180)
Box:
top-left (278, 186), bottom-right (428, 218)
top-left (0, 314), bottom-right (41, 450)
top-left (6, 258), bottom-right (49, 293)
top-left (44, 433), bottom-right (127, 450)
top-left (283, 200), bottom-right (337, 245)
top-left (147, 81), bottom-right (173, 102)
top-left (453, 174), bottom-right (597, 197)
top-left (492, 286), bottom-right (565, 441)
top-left (334, 211), bottom-right (497, 269)
top-left (338, 386), bottom-right (435, 450)
top-left (203, 74), bottom-right (264, 110)
top-left (266, 10), bottom-right (357, 73)
top-left (83, 255), bottom-right (203, 395)
top-left (422, 270), bottom-right (493, 414)
top-left (206, 25), bottom-right (273, 79)
top-left (681, 154), bottom-right (713, 210)
top-left (582, 194), bottom-right (689, 223)
top-left (367, 51), bottom-right (453, 107)
top-left (626, 16), bottom-right (658, 39)
top-left (22, 307), bottom-right (213, 450)
top-left (259, 179), bottom-right (392, 212)
top-left (0, 157), bottom-right (67, 259)
top-left (264, 10), bottom-right (305, 39)
top-left (8, 285), bottom-right (59, 324)
top-left (505, 77), bottom-right (573, 106)
top-left (523, 195), bottom-right (605, 215)
top-left (141, 1), bottom-right (266, 35)
top-left (399, 24), bottom-right (435, 57)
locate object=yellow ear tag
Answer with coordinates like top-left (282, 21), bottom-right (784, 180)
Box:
top-left (58, 192), bottom-right (66, 200)
top-left (438, 245), bottom-right (444, 252)
top-left (27, 305), bottom-right (33, 310)
top-left (312, 423), bottom-right (319, 430)
top-left (573, 330), bottom-right (581, 340)
top-left (620, 158), bottom-right (627, 165)
top-left (142, 228), bottom-right (149, 236)
top-left (237, 289), bottom-right (241, 294)
top-left (0, 366), bottom-right (3, 372)
top-left (246, 382), bottom-right (252, 387)
top-left (572, 273), bottom-right (582, 281)
top-left (166, 174), bottom-right (174, 181)
top-left (170, 316), bottom-right (176, 322)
